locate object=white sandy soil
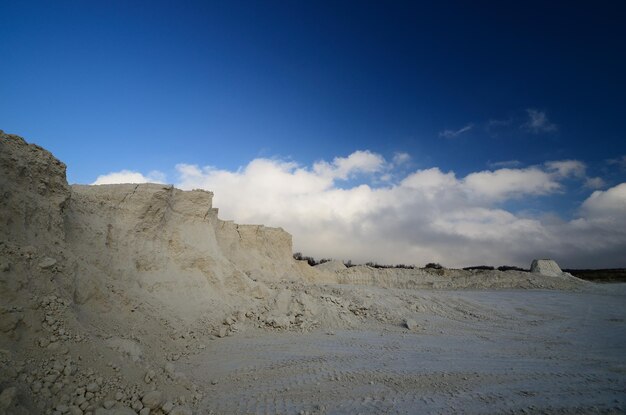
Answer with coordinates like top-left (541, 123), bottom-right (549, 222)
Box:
top-left (185, 286), bottom-right (626, 414)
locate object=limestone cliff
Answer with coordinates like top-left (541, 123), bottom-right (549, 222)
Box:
top-left (0, 132), bottom-right (308, 325)
top-left (0, 131), bottom-right (70, 251)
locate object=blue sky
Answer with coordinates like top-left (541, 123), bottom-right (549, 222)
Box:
top-left (2, 1), bottom-right (625, 267)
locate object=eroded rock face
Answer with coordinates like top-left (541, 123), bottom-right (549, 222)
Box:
top-left (67, 182), bottom-right (299, 284)
top-left (66, 182), bottom-right (304, 319)
top-left (530, 259), bottom-right (564, 277)
top-left (0, 131), bottom-right (70, 250)
top-left (0, 131), bottom-right (319, 414)
top-left (216, 220), bottom-right (299, 281)
top-left (1, 131), bottom-right (326, 328)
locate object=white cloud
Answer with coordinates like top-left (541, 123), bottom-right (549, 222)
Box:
top-left (171, 151), bottom-right (624, 268)
top-left (392, 152), bottom-right (411, 166)
top-left (430, 208), bottom-right (545, 242)
top-left (92, 153), bottom-right (624, 268)
top-left (545, 160), bottom-right (586, 178)
top-left (313, 150), bottom-right (385, 180)
top-left (401, 168), bottom-right (458, 192)
top-left (92, 170), bottom-right (166, 185)
top-left (463, 167), bottom-right (560, 201)
top-left (439, 123), bottom-right (473, 138)
top-left (584, 177), bottom-right (606, 189)
top-left (581, 183), bottom-right (626, 219)
top-left (544, 160), bottom-right (607, 190)
top-left (523, 109), bottom-right (557, 133)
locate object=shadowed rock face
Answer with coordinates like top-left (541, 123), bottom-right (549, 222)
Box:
top-left (0, 131), bottom-right (70, 251)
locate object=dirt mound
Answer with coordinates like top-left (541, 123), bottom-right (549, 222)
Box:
top-left (314, 260), bottom-right (347, 272)
top-left (335, 263), bottom-right (586, 290)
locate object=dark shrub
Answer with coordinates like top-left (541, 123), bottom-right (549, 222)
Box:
top-left (463, 265), bottom-right (495, 271)
top-left (366, 262), bottom-right (415, 269)
top-left (497, 265), bottom-right (528, 272)
top-left (292, 252), bottom-right (319, 266)
top-left (295, 254), bottom-right (414, 269)
top-left (394, 264), bottom-right (415, 269)
top-left (424, 262), bottom-right (443, 270)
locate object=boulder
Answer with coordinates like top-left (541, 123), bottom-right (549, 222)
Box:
top-left (0, 387), bottom-right (17, 410)
top-left (530, 259), bottom-right (564, 277)
top-left (38, 257), bottom-right (57, 269)
top-left (266, 315), bottom-right (292, 329)
top-left (0, 310), bottom-right (23, 333)
top-left (68, 406), bottom-right (82, 415)
top-left (169, 406), bottom-right (192, 415)
top-left (112, 408), bottom-right (136, 415)
top-left (404, 318), bottom-right (419, 331)
top-left (141, 390), bottom-right (163, 409)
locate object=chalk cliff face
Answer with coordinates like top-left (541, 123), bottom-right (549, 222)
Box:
top-left (0, 131), bottom-right (355, 414)
top-left (67, 179), bottom-right (299, 289)
top-left (1, 132), bottom-right (74, 307)
top-left (0, 131), bottom-right (70, 251)
top-left (66, 182), bottom-right (305, 319)
top-left (0, 131), bottom-right (305, 325)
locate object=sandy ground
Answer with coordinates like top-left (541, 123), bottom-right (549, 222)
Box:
top-left (182, 286), bottom-right (626, 414)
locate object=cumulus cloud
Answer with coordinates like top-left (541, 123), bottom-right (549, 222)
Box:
top-left (313, 150), bottom-right (386, 180)
top-left (523, 109), bottom-right (558, 133)
top-left (392, 152), bottom-right (411, 166)
top-left (580, 183), bottom-right (626, 219)
top-left (463, 167), bottom-right (560, 201)
top-left (439, 124), bottom-right (473, 138)
top-left (92, 152), bottom-right (624, 268)
top-left (92, 170), bottom-right (166, 185)
top-left (171, 151), bottom-right (625, 268)
top-left (545, 160), bottom-right (586, 178)
top-left (543, 160), bottom-right (606, 190)
top-left (584, 177), bottom-right (606, 189)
